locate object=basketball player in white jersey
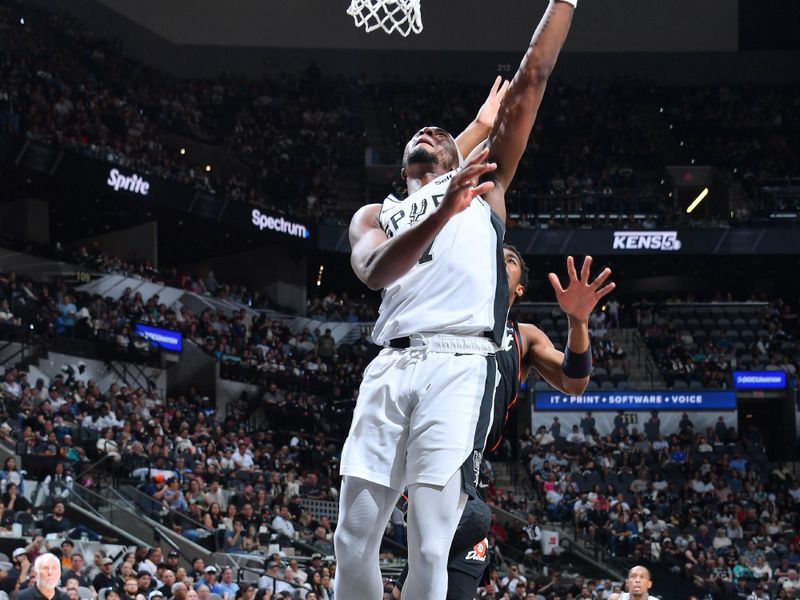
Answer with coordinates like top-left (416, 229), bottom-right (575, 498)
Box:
top-left (609, 566), bottom-right (659, 600)
top-left (335, 1), bottom-right (578, 598)
top-left (391, 248), bottom-right (615, 600)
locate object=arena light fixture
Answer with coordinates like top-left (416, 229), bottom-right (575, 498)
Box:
top-left (686, 187), bottom-right (710, 214)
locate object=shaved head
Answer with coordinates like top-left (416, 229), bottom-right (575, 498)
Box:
top-left (627, 566), bottom-right (651, 580)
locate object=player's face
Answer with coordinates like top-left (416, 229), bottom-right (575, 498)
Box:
top-left (503, 248), bottom-right (525, 301)
top-left (403, 126), bottom-right (458, 173)
top-left (626, 567), bottom-right (652, 597)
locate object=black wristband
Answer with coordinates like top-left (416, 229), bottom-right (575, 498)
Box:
top-left (561, 346), bottom-right (592, 378)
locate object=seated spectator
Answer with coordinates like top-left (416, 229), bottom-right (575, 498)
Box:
top-left (271, 506), bottom-right (295, 541)
top-left (214, 568), bottom-right (239, 599)
top-left (0, 457), bottom-right (25, 495)
top-left (121, 576), bottom-right (140, 600)
top-left (41, 500), bottom-right (101, 540)
top-left (92, 557), bottom-right (118, 592)
top-left (3, 482), bottom-right (31, 516)
top-left (257, 561), bottom-right (293, 595)
top-left (194, 567), bottom-right (221, 593)
top-left (224, 521), bottom-right (245, 554)
top-left (310, 527), bottom-right (333, 556)
top-left (240, 525), bottom-right (260, 554)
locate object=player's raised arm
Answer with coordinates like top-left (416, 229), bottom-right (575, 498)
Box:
top-left (522, 256), bottom-right (614, 395)
top-left (483, 0), bottom-right (576, 220)
top-left (349, 149), bottom-right (497, 290)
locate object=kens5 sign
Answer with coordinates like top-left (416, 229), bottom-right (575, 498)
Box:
top-left (612, 231), bottom-right (682, 251)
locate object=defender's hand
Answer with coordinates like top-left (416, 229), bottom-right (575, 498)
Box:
top-left (439, 147), bottom-right (497, 219)
top-left (548, 256), bottom-right (615, 321)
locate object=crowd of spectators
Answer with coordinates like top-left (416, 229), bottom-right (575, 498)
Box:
top-left (505, 410), bottom-right (800, 599)
top-left (660, 85), bottom-right (800, 197)
top-left (3, 2), bottom-right (800, 230)
top-left (0, 355), bottom-right (344, 547)
top-left (305, 291), bottom-right (377, 323)
top-left (68, 243), bottom-right (378, 322)
top-left (0, 1), bottom-right (361, 223)
top-left (3, 268), bottom-right (800, 599)
top-left (68, 244), bottom-right (265, 309)
top-left (0, 267), bottom-right (367, 435)
top-left (0, 531), bottom-right (338, 600)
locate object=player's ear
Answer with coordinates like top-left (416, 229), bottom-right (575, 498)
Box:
top-left (400, 167), bottom-right (407, 180)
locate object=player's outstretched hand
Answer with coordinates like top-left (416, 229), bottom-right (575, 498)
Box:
top-left (548, 256), bottom-right (615, 321)
top-left (475, 76), bottom-right (511, 129)
top-left (439, 147), bottom-right (496, 218)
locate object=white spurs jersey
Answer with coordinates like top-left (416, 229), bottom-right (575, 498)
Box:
top-left (371, 169), bottom-right (508, 346)
top-left (619, 593), bottom-right (659, 600)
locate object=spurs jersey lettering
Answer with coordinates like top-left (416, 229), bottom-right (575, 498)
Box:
top-left (372, 169), bottom-right (508, 346)
top-left (487, 321), bottom-right (524, 453)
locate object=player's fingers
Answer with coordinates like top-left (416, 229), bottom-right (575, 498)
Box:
top-left (498, 80), bottom-right (510, 99)
top-left (548, 273), bottom-right (565, 295)
top-left (458, 162), bottom-right (497, 183)
top-left (566, 256), bottom-right (578, 282)
top-left (595, 282), bottom-right (616, 298)
top-left (581, 255), bottom-right (592, 282)
top-left (592, 268), bottom-right (612, 289)
top-left (470, 181), bottom-right (495, 197)
top-left (464, 146), bottom-right (491, 167)
top-left (489, 75), bottom-right (502, 96)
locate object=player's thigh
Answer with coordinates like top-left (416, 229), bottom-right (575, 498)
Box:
top-left (406, 353), bottom-right (496, 486)
top-left (341, 350), bottom-right (413, 489)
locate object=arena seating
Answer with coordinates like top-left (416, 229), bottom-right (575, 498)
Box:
top-left (2, 2), bottom-right (799, 230)
top-left (640, 301), bottom-right (798, 389)
top-left (3, 2), bottom-right (800, 598)
top-left (509, 410), bottom-right (800, 599)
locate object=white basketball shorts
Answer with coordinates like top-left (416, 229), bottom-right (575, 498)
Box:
top-left (340, 334), bottom-right (499, 495)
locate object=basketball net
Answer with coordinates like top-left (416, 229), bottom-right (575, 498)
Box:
top-left (347, 0), bottom-right (423, 37)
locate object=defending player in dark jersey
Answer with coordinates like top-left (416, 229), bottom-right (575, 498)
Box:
top-left (394, 246), bottom-right (615, 599)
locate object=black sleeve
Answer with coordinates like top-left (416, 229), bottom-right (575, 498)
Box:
top-left (395, 564), bottom-right (409, 591)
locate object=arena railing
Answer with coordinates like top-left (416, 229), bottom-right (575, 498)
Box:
top-left (116, 485), bottom-right (217, 545)
top-left (117, 485), bottom-right (328, 560)
top-left (233, 563), bottom-right (304, 593)
top-left (64, 482), bottom-right (173, 551)
top-left (0, 324), bottom-right (165, 372)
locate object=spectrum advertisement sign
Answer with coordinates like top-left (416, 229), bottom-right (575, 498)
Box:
top-left (733, 371), bottom-right (786, 389)
top-left (134, 324), bottom-right (183, 352)
top-left (534, 390), bottom-right (737, 411)
top-left (251, 209), bottom-right (310, 239)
